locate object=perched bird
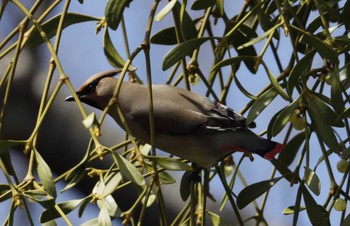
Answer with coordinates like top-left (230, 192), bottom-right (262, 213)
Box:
top-left (65, 69), bottom-right (283, 167)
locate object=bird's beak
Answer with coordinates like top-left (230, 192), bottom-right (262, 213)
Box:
top-left (65, 95), bottom-right (75, 102)
top-left (65, 92), bottom-right (82, 102)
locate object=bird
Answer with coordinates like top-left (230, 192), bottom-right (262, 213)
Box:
top-left (65, 69), bottom-right (284, 167)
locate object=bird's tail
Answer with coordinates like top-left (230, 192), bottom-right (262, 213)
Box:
top-left (259, 141), bottom-right (284, 160)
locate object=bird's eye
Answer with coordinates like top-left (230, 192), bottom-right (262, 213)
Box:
top-left (85, 81), bottom-right (98, 94)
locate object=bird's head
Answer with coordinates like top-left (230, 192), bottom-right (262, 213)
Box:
top-left (65, 69), bottom-right (121, 110)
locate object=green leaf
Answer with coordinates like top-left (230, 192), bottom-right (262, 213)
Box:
top-left (34, 198), bottom-right (56, 209)
top-left (237, 176), bottom-right (283, 209)
top-left (287, 50), bottom-right (316, 95)
top-left (114, 153), bottom-right (146, 187)
top-left (293, 183), bottom-right (304, 225)
top-left (246, 88), bottom-right (278, 125)
top-left (155, 0), bottom-right (177, 21)
top-left (228, 26), bottom-right (258, 73)
top-left (40, 198), bottom-right (87, 223)
top-left (237, 21), bottom-right (280, 50)
top-left (191, 0), bottom-right (215, 10)
top-left (256, 7), bottom-right (279, 40)
top-left (305, 92), bottom-right (343, 127)
top-left (298, 28), bottom-right (339, 64)
top-left (103, 29), bottom-right (136, 71)
top-left (180, 171), bottom-right (191, 201)
top-left (282, 206), bottom-right (305, 215)
top-left (177, 2), bottom-right (197, 41)
top-left (142, 193), bottom-right (156, 207)
top-left (261, 62), bottom-right (291, 101)
top-left (270, 159), bottom-right (294, 182)
top-left (145, 155), bottom-right (192, 171)
top-left (105, 0), bottom-right (132, 30)
top-left (28, 13), bottom-right (99, 47)
top-left (330, 66), bottom-right (345, 114)
top-left (61, 163), bottom-right (87, 192)
top-left (207, 211), bottom-right (231, 226)
top-left (0, 184), bottom-right (10, 194)
top-left (162, 37), bottom-right (215, 70)
top-left (0, 0), bottom-right (8, 20)
top-left (305, 93), bottom-right (342, 153)
top-left (336, 108), bottom-right (350, 123)
top-left (303, 188), bottom-right (330, 226)
top-left (34, 150), bottom-right (57, 198)
top-left (341, 213), bottom-right (350, 226)
top-left (211, 56), bottom-right (257, 73)
top-left (342, 0), bottom-right (350, 30)
top-left (62, 147), bottom-right (91, 192)
top-left (232, 72), bottom-right (257, 100)
top-left (316, 0), bottom-right (340, 21)
top-left (0, 140), bottom-right (23, 155)
top-left (158, 171), bottom-right (176, 184)
top-left (304, 167), bottom-right (321, 196)
top-left (312, 116), bottom-right (340, 154)
top-left (151, 27), bottom-right (177, 45)
top-left (278, 132), bottom-right (305, 166)
top-left (216, 0), bottom-right (224, 15)
top-left (0, 184), bottom-right (11, 202)
top-left (271, 98), bottom-right (299, 136)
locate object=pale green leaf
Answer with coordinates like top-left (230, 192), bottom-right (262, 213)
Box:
top-left (158, 171), bottom-right (176, 184)
top-left (211, 56), bottom-right (257, 73)
top-left (207, 211), bottom-right (231, 226)
top-left (40, 198), bottom-right (88, 223)
top-left (82, 112), bottom-right (97, 129)
top-left (103, 29), bottom-right (136, 70)
top-left (102, 173), bottom-right (122, 198)
top-left (163, 37), bottom-right (215, 70)
top-left (155, 0), bottom-right (177, 21)
top-left (261, 61), bottom-right (291, 101)
top-left (282, 206), bottom-right (306, 215)
top-left (304, 167), bottom-right (321, 196)
top-left (146, 155), bottom-right (192, 171)
top-left (98, 199), bottom-right (112, 226)
top-left (115, 153), bottom-right (146, 187)
top-left (35, 150), bottom-right (56, 198)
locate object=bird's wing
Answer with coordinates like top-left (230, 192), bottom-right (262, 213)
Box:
top-left (128, 85), bottom-right (251, 135)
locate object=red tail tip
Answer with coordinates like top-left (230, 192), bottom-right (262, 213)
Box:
top-left (263, 143), bottom-right (284, 160)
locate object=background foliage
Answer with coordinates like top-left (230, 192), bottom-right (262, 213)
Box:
top-left (1, 0), bottom-right (350, 225)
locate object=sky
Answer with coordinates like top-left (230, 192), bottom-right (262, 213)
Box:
top-left (1, 0), bottom-right (349, 225)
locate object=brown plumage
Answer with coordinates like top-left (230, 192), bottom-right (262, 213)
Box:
top-left (66, 69), bottom-right (283, 167)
